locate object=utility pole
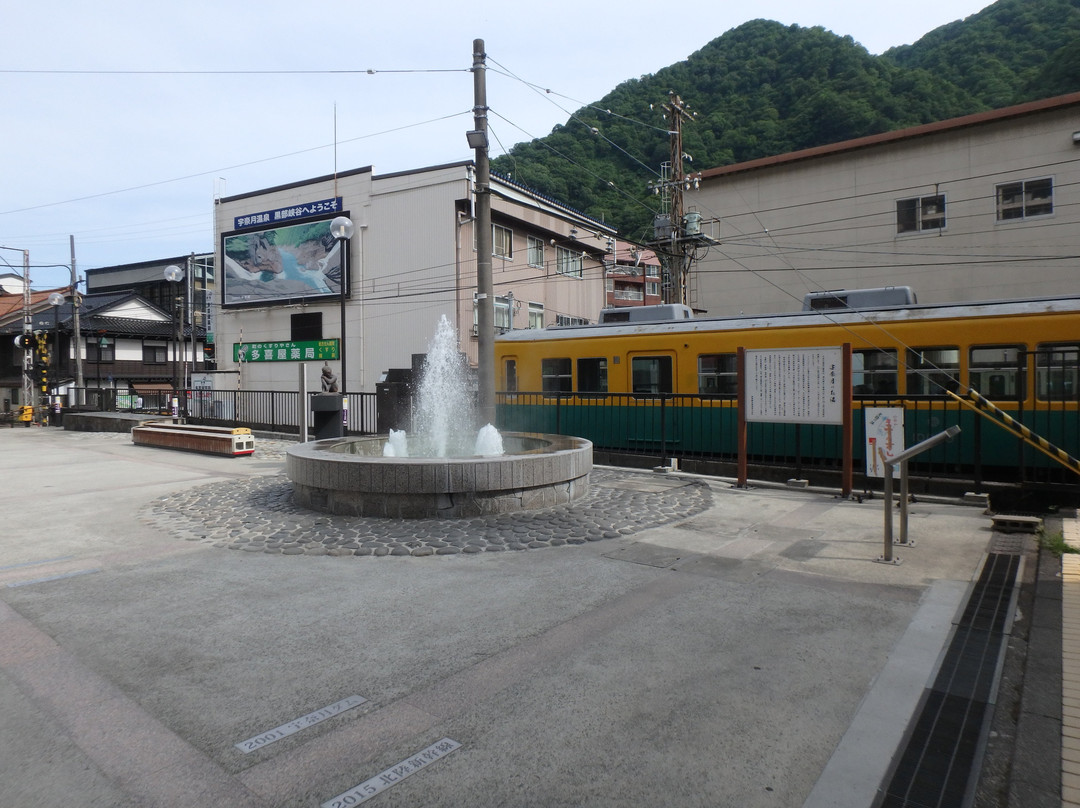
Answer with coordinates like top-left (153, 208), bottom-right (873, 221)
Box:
top-left (471, 38), bottom-right (495, 427)
top-left (21, 250), bottom-right (33, 412)
top-left (71, 235), bottom-right (84, 397)
top-left (649, 93), bottom-right (700, 306)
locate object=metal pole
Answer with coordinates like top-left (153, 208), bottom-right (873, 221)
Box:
top-left (899, 460), bottom-right (912, 546)
top-left (880, 449), bottom-right (895, 564)
top-left (298, 363), bottom-right (308, 442)
top-left (473, 38), bottom-right (495, 428)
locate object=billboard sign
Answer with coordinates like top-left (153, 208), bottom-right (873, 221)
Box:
top-left (222, 215), bottom-right (347, 307)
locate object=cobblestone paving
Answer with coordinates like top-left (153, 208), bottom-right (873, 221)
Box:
top-left (143, 443), bottom-right (713, 557)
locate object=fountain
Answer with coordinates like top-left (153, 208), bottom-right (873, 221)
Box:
top-left (287, 316), bottom-right (592, 518)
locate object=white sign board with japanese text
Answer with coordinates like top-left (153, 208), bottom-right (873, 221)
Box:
top-left (864, 407), bottom-right (905, 478)
top-left (745, 347), bottom-right (845, 425)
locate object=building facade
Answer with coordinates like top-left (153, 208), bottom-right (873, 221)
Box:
top-left (0, 288), bottom-right (202, 411)
top-left (213, 161), bottom-right (613, 393)
top-left (685, 92), bottom-right (1080, 316)
top-left (603, 245), bottom-right (663, 309)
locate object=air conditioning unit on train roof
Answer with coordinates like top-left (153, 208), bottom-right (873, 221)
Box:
top-left (802, 286), bottom-right (917, 312)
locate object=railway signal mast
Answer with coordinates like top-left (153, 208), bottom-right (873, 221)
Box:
top-left (647, 93), bottom-right (708, 306)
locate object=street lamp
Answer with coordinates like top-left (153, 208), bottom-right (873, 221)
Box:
top-left (329, 216), bottom-right (355, 396)
top-left (96, 336), bottom-right (109, 408)
top-left (48, 292), bottom-right (64, 414)
top-left (164, 265), bottom-right (184, 392)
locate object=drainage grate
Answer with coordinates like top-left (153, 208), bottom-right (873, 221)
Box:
top-left (876, 551), bottom-right (1020, 808)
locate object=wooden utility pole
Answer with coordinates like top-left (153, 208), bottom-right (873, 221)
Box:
top-left (663, 93), bottom-right (696, 306)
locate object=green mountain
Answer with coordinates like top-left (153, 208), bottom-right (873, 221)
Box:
top-left (490, 0), bottom-right (1080, 243)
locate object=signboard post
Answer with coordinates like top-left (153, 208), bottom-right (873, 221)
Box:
top-left (738, 345), bottom-right (853, 496)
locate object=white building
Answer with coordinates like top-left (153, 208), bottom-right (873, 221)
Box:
top-left (213, 161), bottom-right (613, 393)
top-left (684, 92), bottom-right (1080, 316)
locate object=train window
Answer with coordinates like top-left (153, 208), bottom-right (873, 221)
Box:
top-left (631, 356), bottom-right (673, 394)
top-left (906, 347), bottom-right (960, 396)
top-left (852, 349), bottom-right (898, 396)
top-left (577, 358), bottom-right (608, 393)
top-left (698, 354), bottom-right (737, 395)
top-left (969, 346), bottom-right (1024, 400)
top-left (1035, 344), bottom-right (1079, 401)
top-left (504, 359), bottom-right (517, 393)
top-left (541, 358), bottom-right (572, 394)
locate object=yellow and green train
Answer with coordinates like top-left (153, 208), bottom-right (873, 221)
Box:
top-left (494, 295), bottom-right (1080, 492)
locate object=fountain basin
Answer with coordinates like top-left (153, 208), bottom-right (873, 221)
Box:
top-left (287, 432), bottom-right (592, 518)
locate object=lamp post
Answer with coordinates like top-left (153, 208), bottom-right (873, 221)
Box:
top-left (329, 216), bottom-right (354, 396)
top-left (96, 336), bottom-right (108, 408)
top-left (164, 263), bottom-right (184, 383)
top-left (48, 292), bottom-right (64, 414)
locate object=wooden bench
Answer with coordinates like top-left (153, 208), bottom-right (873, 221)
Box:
top-left (131, 422), bottom-right (255, 457)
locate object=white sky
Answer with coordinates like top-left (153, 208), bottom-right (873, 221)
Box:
top-left (2, 0), bottom-right (993, 289)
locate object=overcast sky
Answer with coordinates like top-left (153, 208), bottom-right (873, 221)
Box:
top-left (3, 0), bottom-right (993, 290)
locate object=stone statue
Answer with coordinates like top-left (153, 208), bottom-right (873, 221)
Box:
top-left (320, 362), bottom-right (339, 393)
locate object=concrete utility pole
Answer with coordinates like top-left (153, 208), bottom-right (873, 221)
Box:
top-left (472, 38), bottom-right (496, 427)
top-left (71, 235), bottom-right (84, 397)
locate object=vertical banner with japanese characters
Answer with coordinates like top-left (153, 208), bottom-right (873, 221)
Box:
top-left (864, 407), bottom-right (905, 478)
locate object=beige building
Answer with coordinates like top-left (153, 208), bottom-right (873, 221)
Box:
top-left (684, 92), bottom-right (1080, 316)
top-left (213, 161), bottom-right (613, 393)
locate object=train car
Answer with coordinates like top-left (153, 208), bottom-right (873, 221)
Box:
top-left (494, 295), bottom-right (1080, 491)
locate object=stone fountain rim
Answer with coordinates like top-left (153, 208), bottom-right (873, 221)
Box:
top-left (287, 431), bottom-right (590, 464)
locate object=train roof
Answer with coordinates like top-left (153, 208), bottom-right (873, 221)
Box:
top-left (497, 294), bottom-right (1080, 343)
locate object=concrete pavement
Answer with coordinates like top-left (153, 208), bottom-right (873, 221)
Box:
top-left (0, 427), bottom-right (1017, 807)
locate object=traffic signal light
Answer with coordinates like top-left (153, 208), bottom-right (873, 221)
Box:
top-left (13, 333), bottom-right (33, 348)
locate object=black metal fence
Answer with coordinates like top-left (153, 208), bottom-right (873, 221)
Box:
top-left (69, 387), bottom-right (379, 436)
top-left (70, 385), bottom-right (1078, 496)
top-left (496, 391), bottom-right (1080, 493)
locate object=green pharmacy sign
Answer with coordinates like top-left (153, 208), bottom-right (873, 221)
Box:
top-left (234, 339), bottom-right (339, 363)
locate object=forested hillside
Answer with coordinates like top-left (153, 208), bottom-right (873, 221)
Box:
top-left (490, 0), bottom-right (1080, 242)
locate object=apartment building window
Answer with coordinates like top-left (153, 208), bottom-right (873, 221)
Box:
top-left (556, 246), bottom-right (583, 278)
top-left (472, 293), bottom-right (512, 333)
top-left (896, 194), bottom-right (945, 233)
top-left (143, 342), bottom-right (168, 364)
top-left (528, 302), bottom-right (544, 329)
top-left (646, 264), bottom-right (660, 277)
top-left (87, 338), bottom-right (115, 363)
top-left (645, 281), bottom-right (660, 297)
top-left (997, 178), bottom-right (1053, 221)
top-left (555, 314), bottom-right (588, 326)
top-left (527, 236), bottom-right (544, 268)
top-left (493, 224), bottom-right (513, 259)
